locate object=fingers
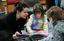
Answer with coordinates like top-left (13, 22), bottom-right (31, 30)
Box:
top-left (15, 31), bottom-right (21, 34)
top-left (12, 34), bottom-right (16, 39)
top-left (12, 31), bottom-right (21, 39)
top-left (32, 30), bottom-right (36, 32)
top-left (47, 36), bottom-right (53, 38)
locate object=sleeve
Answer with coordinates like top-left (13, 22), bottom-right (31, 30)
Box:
top-left (43, 15), bottom-right (48, 35)
top-left (48, 22), bottom-right (53, 36)
top-left (26, 15), bottom-right (33, 34)
top-left (20, 18), bottom-right (27, 30)
top-left (5, 16), bottom-right (15, 36)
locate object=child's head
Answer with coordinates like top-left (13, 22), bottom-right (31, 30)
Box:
top-left (46, 6), bottom-right (63, 24)
top-left (33, 4), bottom-right (44, 18)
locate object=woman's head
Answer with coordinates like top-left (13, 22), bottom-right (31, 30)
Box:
top-left (33, 4), bottom-right (44, 18)
top-left (14, 1), bottom-right (28, 19)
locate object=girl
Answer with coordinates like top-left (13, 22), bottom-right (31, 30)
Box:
top-left (26, 4), bottom-right (48, 36)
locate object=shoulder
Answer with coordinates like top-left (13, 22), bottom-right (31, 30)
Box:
top-left (44, 14), bottom-right (47, 18)
top-left (2, 12), bottom-right (16, 21)
top-left (55, 20), bottom-right (64, 29)
top-left (6, 12), bottom-right (16, 17)
top-left (30, 14), bottom-right (34, 18)
top-left (56, 20), bottom-right (64, 26)
top-left (43, 14), bottom-right (48, 20)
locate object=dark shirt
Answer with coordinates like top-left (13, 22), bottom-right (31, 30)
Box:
top-left (0, 12), bottom-right (26, 36)
top-left (53, 20), bottom-right (64, 41)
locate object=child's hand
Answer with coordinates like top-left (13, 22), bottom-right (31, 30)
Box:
top-left (31, 30), bottom-right (37, 34)
top-left (47, 36), bottom-right (53, 38)
top-left (32, 30), bottom-right (36, 32)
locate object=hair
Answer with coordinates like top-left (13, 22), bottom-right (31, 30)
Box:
top-left (46, 6), bottom-right (63, 21)
top-left (14, 1), bottom-right (21, 7)
top-left (33, 3), bottom-right (44, 17)
top-left (14, 1), bottom-right (28, 13)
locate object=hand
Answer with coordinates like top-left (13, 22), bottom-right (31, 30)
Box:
top-left (29, 30), bottom-right (37, 34)
top-left (15, 31), bottom-right (21, 34)
top-left (47, 36), bottom-right (53, 38)
top-left (12, 31), bottom-right (21, 39)
top-left (12, 34), bottom-right (17, 39)
top-left (32, 30), bottom-right (37, 32)
top-left (32, 30), bottom-right (37, 34)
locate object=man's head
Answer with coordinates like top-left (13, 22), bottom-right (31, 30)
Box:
top-left (46, 6), bottom-right (63, 24)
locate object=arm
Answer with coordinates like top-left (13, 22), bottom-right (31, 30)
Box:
top-left (13, 31), bottom-right (21, 39)
top-left (43, 15), bottom-right (48, 35)
top-left (5, 16), bottom-right (22, 39)
top-left (5, 16), bottom-right (15, 36)
top-left (52, 23), bottom-right (64, 41)
top-left (26, 15), bottom-right (34, 34)
top-left (48, 22), bottom-right (53, 38)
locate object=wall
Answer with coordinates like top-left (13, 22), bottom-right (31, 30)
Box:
top-left (46, 0), bottom-right (55, 10)
top-left (0, 0), bottom-right (55, 18)
top-left (0, 1), bottom-right (14, 11)
top-left (0, 0), bottom-right (55, 11)
top-left (0, 1), bottom-right (6, 11)
top-left (0, 1), bottom-right (14, 19)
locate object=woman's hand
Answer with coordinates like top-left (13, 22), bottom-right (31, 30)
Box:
top-left (12, 31), bottom-right (21, 39)
top-left (13, 34), bottom-right (17, 39)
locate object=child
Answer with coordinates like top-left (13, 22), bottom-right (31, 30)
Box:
top-left (25, 4), bottom-right (53, 41)
top-left (46, 6), bottom-right (63, 41)
top-left (26, 4), bottom-right (48, 36)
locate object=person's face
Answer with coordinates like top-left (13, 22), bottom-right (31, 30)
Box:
top-left (18, 7), bottom-right (28, 19)
top-left (35, 12), bottom-right (41, 18)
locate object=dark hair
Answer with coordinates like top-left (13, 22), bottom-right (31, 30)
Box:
top-left (33, 3), bottom-right (44, 17)
top-left (14, 1), bottom-right (21, 7)
top-left (14, 1), bottom-right (28, 12)
top-left (46, 6), bottom-right (63, 21)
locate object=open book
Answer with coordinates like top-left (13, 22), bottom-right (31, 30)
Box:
top-left (16, 33), bottom-right (48, 39)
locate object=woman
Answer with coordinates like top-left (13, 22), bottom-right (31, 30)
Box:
top-left (0, 1), bottom-right (28, 41)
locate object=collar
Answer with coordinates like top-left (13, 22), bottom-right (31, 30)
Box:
top-left (53, 21), bottom-right (58, 26)
top-left (53, 19), bottom-right (64, 26)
